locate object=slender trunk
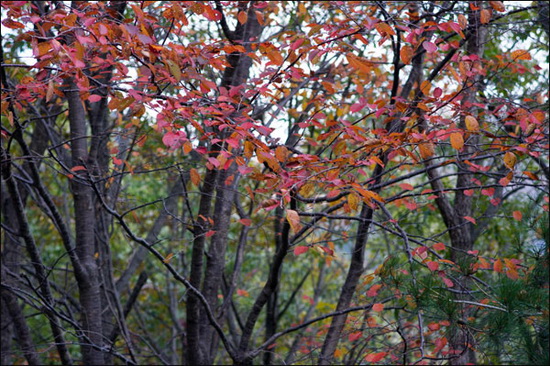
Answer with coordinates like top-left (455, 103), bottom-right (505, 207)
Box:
top-left (65, 79), bottom-right (104, 365)
top-left (448, 5), bottom-right (487, 364)
top-left (186, 4), bottom-right (263, 364)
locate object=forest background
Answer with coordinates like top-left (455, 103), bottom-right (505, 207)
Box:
top-left (1, 1), bottom-right (549, 365)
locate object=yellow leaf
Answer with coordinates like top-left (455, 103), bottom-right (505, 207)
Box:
top-left (465, 115), bottom-right (480, 132)
top-left (299, 182), bottom-right (315, 198)
top-left (348, 193), bottom-right (360, 211)
top-left (165, 59), bottom-right (181, 82)
top-left (450, 132), bottom-right (464, 150)
top-left (503, 151), bottom-right (517, 170)
top-left (286, 209), bottom-right (302, 232)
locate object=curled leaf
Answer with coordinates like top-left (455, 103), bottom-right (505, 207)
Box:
top-left (503, 151), bottom-right (517, 170)
top-left (286, 209), bottom-right (302, 232)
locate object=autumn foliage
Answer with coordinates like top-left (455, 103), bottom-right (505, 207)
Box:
top-left (1, 1), bottom-right (548, 365)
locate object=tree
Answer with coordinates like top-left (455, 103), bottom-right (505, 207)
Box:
top-left (1, 1), bottom-right (548, 365)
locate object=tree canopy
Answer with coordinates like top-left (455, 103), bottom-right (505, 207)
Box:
top-left (1, 1), bottom-right (548, 365)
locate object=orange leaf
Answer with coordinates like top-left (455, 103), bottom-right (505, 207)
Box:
top-left (458, 14), bottom-right (467, 29)
top-left (511, 49), bottom-right (531, 60)
top-left (493, 259), bottom-right (503, 273)
top-left (71, 165), bottom-right (87, 172)
top-left (480, 9), bottom-right (491, 24)
top-left (237, 289), bottom-right (249, 297)
top-left (375, 22), bottom-right (395, 36)
top-left (506, 267), bottom-right (519, 280)
top-left (489, 1), bottom-right (505, 12)
top-left (365, 352), bottom-right (387, 363)
top-left (465, 115), bottom-right (480, 132)
top-left (512, 211), bottom-right (523, 221)
top-left (419, 142), bottom-right (435, 159)
top-left (450, 132), bottom-right (464, 150)
top-left (372, 303), bottom-right (384, 312)
top-left (400, 45), bottom-right (413, 65)
top-left (523, 171), bottom-right (539, 181)
top-left (190, 168), bottom-right (201, 187)
top-left (420, 80), bottom-right (432, 96)
top-left (237, 10), bottom-right (248, 24)
top-left (163, 253), bottom-right (174, 263)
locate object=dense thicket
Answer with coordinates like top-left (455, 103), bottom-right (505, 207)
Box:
top-left (1, 1), bottom-right (548, 365)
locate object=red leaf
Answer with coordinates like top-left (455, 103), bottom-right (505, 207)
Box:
top-left (348, 331), bottom-right (362, 342)
top-left (236, 289), bottom-right (249, 297)
top-left (367, 284), bottom-right (382, 297)
top-left (512, 211), bottom-right (523, 221)
top-left (422, 41), bottom-right (438, 53)
top-left (71, 165), bottom-right (87, 172)
top-left (239, 218), bottom-right (252, 226)
top-left (205, 230), bottom-right (216, 237)
top-left (399, 183), bottom-right (414, 191)
top-left (372, 303), bottom-right (384, 312)
top-left (88, 94), bottom-right (102, 103)
top-left (434, 337), bottom-right (448, 353)
top-left (442, 277), bottom-right (454, 287)
top-left (499, 177), bottom-right (510, 186)
top-left (207, 157), bottom-right (220, 168)
top-left (294, 246), bottom-right (309, 256)
top-left (365, 352), bottom-right (387, 363)
top-left (463, 189), bottom-right (475, 196)
top-left (463, 216), bottom-right (477, 225)
top-left (432, 242), bottom-right (446, 251)
top-left (426, 261), bottom-right (439, 272)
